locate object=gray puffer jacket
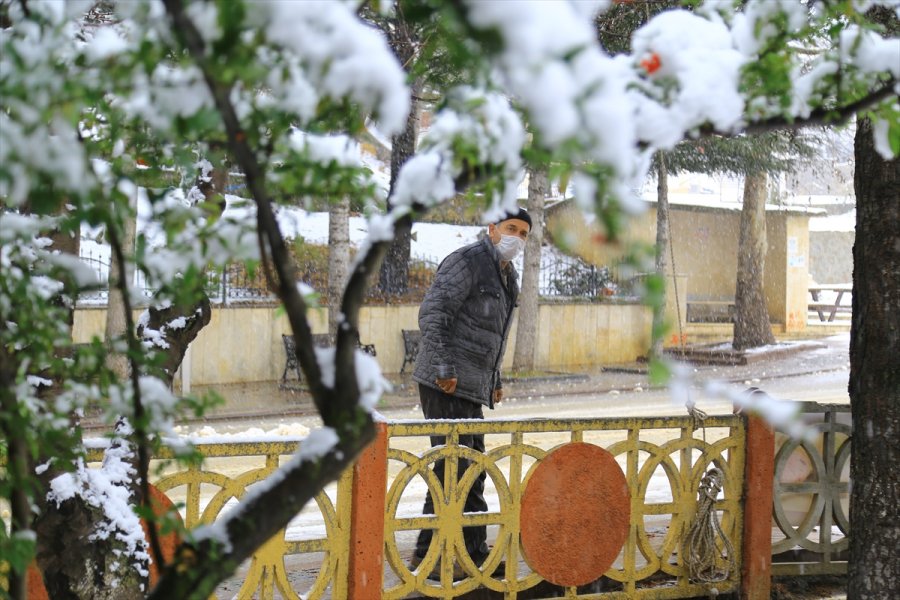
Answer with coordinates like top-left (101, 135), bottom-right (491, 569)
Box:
top-left (413, 237), bottom-right (519, 407)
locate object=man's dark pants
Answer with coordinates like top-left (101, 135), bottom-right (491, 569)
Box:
top-left (414, 384), bottom-right (489, 560)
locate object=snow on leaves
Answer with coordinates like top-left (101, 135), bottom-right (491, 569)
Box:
top-left (391, 87), bottom-right (525, 216)
top-left (252, 1), bottom-right (410, 135)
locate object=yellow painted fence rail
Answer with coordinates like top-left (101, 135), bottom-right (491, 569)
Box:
top-left (380, 415), bottom-right (748, 599)
top-left (10, 409), bottom-right (853, 599)
top-left (57, 415), bottom-right (752, 599)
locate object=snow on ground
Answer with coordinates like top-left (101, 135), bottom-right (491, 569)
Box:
top-left (809, 209), bottom-right (855, 232)
top-left (170, 422), bottom-right (311, 443)
top-left (271, 208), bottom-right (484, 264)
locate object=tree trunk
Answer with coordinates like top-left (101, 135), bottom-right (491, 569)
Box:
top-left (137, 298), bottom-right (212, 387)
top-left (191, 146), bottom-right (229, 216)
top-left (847, 116), bottom-right (900, 600)
top-left (512, 165), bottom-right (546, 371)
top-left (378, 85), bottom-right (419, 297)
top-left (105, 190), bottom-right (137, 379)
top-left (34, 499), bottom-right (146, 600)
top-left (651, 152), bottom-right (670, 360)
top-left (33, 431), bottom-right (148, 600)
top-left (29, 215), bottom-right (149, 600)
top-left (0, 332), bottom-right (30, 600)
top-left (732, 171), bottom-right (775, 350)
top-left (327, 197), bottom-right (350, 336)
top-left (378, 13), bottom-right (420, 297)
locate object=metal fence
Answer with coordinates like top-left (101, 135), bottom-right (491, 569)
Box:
top-left (538, 253), bottom-right (619, 299)
top-left (75, 414), bottom-right (746, 600)
top-left (77, 249), bottom-right (156, 304)
top-left (76, 250), bottom-right (624, 305)
top-left (383, 416), bottom-right (745, 599)
top-left (771, 402), bottom-right (850, 576)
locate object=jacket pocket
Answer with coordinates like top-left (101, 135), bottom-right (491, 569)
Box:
top-left (479, 285), bottom-right (501, 299)
top-left (477, 285), bottom-right (503, 322)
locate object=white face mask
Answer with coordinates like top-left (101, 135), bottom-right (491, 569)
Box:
top-left (495, 234), bottom-right (525, 261)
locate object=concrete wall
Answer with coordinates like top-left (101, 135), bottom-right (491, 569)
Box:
top-left (668, 208), bottom-right (740, 300)
top-left (546, 201), bottom-right (813, 331)
top-left (809, 231), bottom-right (854, 284)
top-left (783, 215), bottom-right (812, 332)
top-left (73, 302), bottom-right (653, 385)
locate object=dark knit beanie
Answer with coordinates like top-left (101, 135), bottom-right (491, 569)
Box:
top-left (496, 207), bottom-right (532, 230)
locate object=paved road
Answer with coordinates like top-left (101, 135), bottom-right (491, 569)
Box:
top-left (182, 333), bottom-right (850, 435)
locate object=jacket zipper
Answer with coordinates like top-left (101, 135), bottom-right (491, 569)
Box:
top-left (488, 261), bottom-right (515, 408)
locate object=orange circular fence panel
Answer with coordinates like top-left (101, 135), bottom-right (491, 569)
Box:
top-left (143, 483), bottom-right (183, 585)
top-left (520, 442), bottom-right (630, 587)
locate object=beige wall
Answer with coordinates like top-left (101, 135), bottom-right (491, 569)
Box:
top-left (546, 201), bottom-right (812, 331)
top-left (764, 215), bottom-right (788, 322)
top-left (73, 302), bottom-right (652, 385)
top-left (358, 305), bottom-right (422, 373)
top-left (669, 208), bottom-right (740, 299)
top-left (783, 215), bottom-right (812, 332)
top-left (535, 302), bottom-right (651, 369)
top-left (809, 231), bottom-right (854, 284)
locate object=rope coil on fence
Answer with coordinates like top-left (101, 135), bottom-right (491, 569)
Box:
top-left (683, 467), bottom-right (736, 584)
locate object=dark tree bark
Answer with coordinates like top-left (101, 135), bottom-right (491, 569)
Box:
top-left (192, 144), bottom-right (229, 216)
top-left (377, 12), bottom-right (420, 297)
top-left (651, 152), bottom-right (670, 360)
top-left (137, 298), bottom-right (212, 388)
top-left (34, 499), bottom-right (145, 600)
top-left (512, 164), bottom-right (546, 370)
top-left (732, 171), bottom-right (775, 350)
top-left (33, 427), bottom-right (148, 600)
top-left (0, 345), bottom-right (30, 600)
top-left (133, 157), bottom-right (221, 386)
top-left (377, 86), bottom-right (419, 296)
top-left (848, 116), bottom-right (900, 600)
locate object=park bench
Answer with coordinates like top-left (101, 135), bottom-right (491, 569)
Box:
top-left (280, 333), bottom-right (376, 386)
top-left (281, 334), bottom-right (302, 385)
top-left (400, 329), bottom-right (421, 374)
top-left (686, 299), bottom-right (735, 323)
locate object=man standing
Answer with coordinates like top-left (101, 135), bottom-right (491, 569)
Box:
top-left (409, 208), bottom-right (531, 579)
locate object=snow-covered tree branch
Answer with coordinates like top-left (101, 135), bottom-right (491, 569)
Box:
top-left (2, 1), bottom-right (898, 598)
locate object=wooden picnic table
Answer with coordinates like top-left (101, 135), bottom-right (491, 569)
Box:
top-left (808, 284), bottom-right (852, 322)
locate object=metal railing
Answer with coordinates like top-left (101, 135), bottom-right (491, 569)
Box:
top-left (76, 251), bottom-right (626, 305)
top-left (383, 416), bottom-right (745, 599)
top-left (85, 440), bottom-right (354, 599)
top-left (73, 414), bottom-right (746, 599)
top-left (32, 404), bottom-right (850, 598)
top-left (771, 403), bottom-right (851, 576)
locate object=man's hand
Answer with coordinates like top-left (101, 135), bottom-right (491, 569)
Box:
top-left (436, 377), bottom-right (457, 394)
top-left (493, 388), bottom-right (503, 405)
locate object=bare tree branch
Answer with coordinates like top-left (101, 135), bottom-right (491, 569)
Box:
top-left (701, 79), bottom-right (898, 138)
top-left (154, 2), bottom-right (515, 594)
top-left (146, 427), bottom-right (374, 599)
top-left (149, 3), bottom-right (380, 597)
